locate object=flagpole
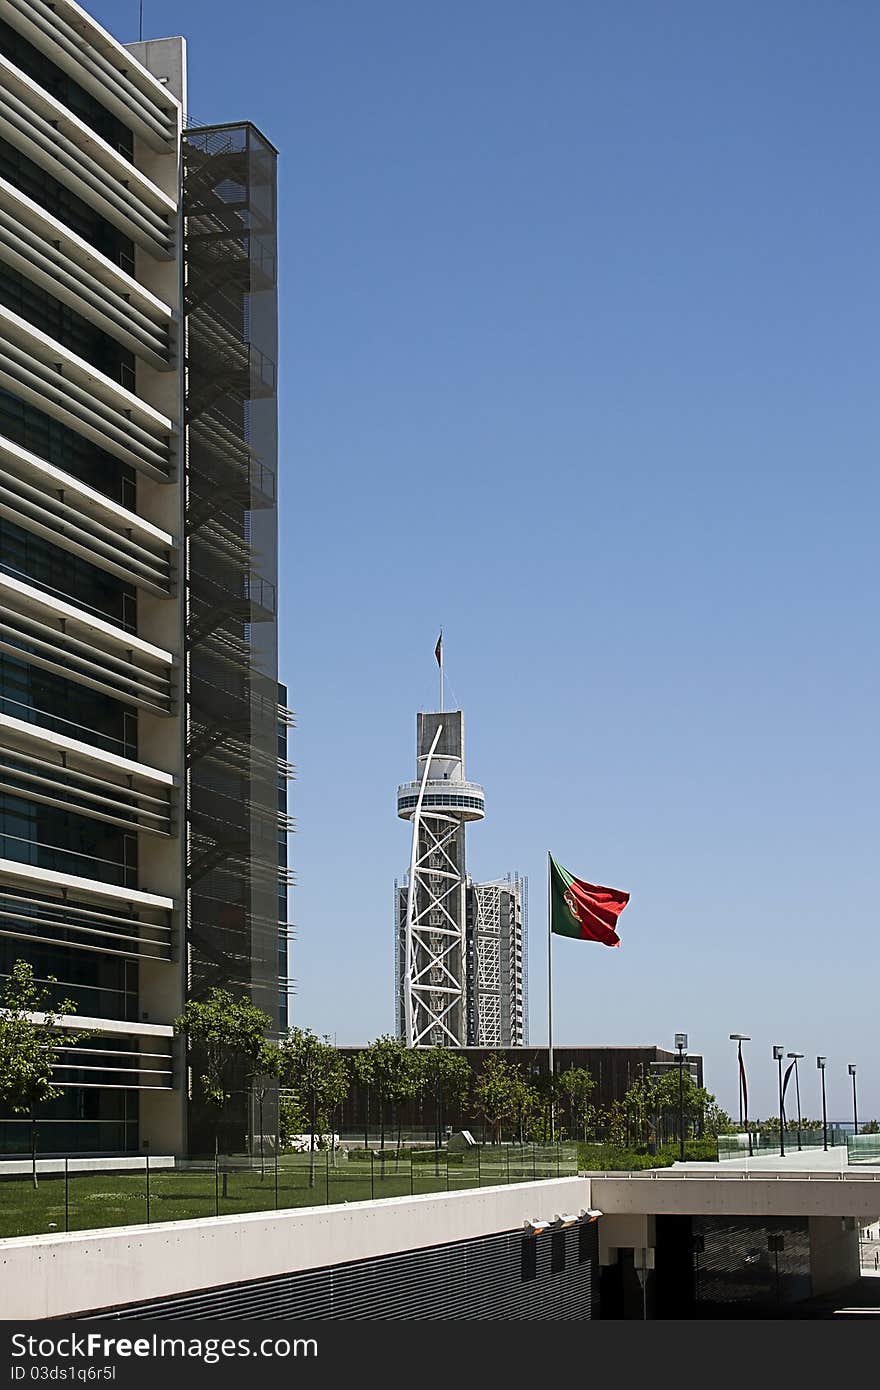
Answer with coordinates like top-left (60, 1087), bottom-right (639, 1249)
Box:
top-left (548, 850), bottom-right (554, 1142)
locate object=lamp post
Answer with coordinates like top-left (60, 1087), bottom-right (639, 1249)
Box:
top-left (675, 1033), bottom-right (688, 1162)
top-left (817, 1057), bottom-right (828, 1152)
top-left (773, 1046), bottom-right (785, 1158)
top-left (729, 1034), bottom-right (752, 1157)
top-left (787, 1053), bottom-right (804, 1152)
top-left (849, 1064), bottom-right (858, 1138)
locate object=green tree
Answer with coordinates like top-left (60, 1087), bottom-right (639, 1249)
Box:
top-left (702, 1102), bottom-right (735, 1137)
top-left (173, 987), bottom-right (272, 1185)
top-left (630, 1075), bottom-right (653, 1146)
top-left (522, 1084), bottom-right (554, 1143)
top-left (559, 1067), bottom-right (596, 1142)
top-left (511, 1072), bottom-right (540, 1144)
top-left (421, 1047), bottom-right (472, 1149)
top-left (0, 961), bottom-right (90, 1188)
top-left (602, 1099), bottom-right (628, 1148)
top-left (278, 1090), bottom-right (307, 1149)
top-left (650, 1070), bottom-right (715, 1145)
top-left (474, 1056), bottom-right (521, 1144)
top-left (757, 1116), bottom-right (781, 1134)
top-left (362, 1035), bottom-right (421, 1156)
top-left (252, 1039), bottom-right (284, 1177)
top-left (277, 1027), bottom-right (349, 1186)
top-left (350, 1048), bottom-right (375, 1147)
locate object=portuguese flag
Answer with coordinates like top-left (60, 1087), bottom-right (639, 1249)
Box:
top-left (549, 855), bottom-right (629, 948)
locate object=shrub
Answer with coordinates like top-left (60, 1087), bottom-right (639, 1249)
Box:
top-left (578, 1137), bottom-right (718, 1171)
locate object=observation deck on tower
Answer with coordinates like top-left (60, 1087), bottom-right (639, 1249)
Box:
top-left (396, 711), bottom-right (485, 823)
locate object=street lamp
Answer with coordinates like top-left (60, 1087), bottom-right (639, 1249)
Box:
top-left (729, 1034), bottom-right (752, 1156)
top-left (772, 1046), bottom-right (785, 1157)
top-left (787, 1053), bottom-right (804, 1152)
top-left (849, 1064), bottom-right (858, 1137)
top-left (816, 1057), bottom-right (828, 1152)
top-left (675, 1034), bottom-right (688, 1162)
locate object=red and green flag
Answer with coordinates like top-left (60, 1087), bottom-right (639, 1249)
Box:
top-left (549, 854), bottom-right (630, 948)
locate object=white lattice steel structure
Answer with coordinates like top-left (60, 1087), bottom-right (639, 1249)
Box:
top-left (395, 710), bottom-right (528, 1047)
top-left (396, 711), bottom-right (484, 1046)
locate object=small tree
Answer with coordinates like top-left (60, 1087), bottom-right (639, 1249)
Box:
top-left (351, 1048), bottom-right (374, 1147)
top-left (622, 1073), bottom-right (656, 1148)
top-left (278, 1027), bottom-right (349, 1187)
top-left (421, 1047), bottom-right (472, 1149)
top-left (278, 1090), bottom-right (307, 1149)
top-left (703, 1102), bottom-right (736, 1137)
top-left (0, 961), bottom-right (90, 1188)
top-left (511, 1072), bottom-right (540, 1144)
top-left (558, 1067), bottom-right (596, 1143)
top-left (522, 1083), bottom-right (554, 1143)
top-left (651, 1070), bottom-right (714, 1143)
top-left (173, 988), bottom-right (272, 1189)
top-left (602, 1099), bottom-right (628, 1148)
top-left (363, 1035), bottom-right (421, 1158)
top-left (252, 1040), bottom-right (283, 1178)
top-left (474, 1056), bottom-right (520, 1144)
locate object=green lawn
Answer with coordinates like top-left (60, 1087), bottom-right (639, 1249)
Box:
top-left (0, 1145), bottom-right (579, 1240)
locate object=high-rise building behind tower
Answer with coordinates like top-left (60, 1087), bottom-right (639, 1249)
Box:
top-left (396, 707), bottom-right (527, 1047)
top-left (466, 875), bottom-right (527, 1047)
top-left (0, 2), bottom-right (287, 1157)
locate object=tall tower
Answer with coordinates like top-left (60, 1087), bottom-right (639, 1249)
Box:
top-left (396, 711), bottom-right (485, 1046)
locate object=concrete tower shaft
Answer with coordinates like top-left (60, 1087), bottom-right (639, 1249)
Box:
top-left (397, 711), bottom-right (484, 1046)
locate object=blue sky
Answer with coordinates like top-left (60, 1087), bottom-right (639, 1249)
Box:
top-left (97, 1), bottom-right (878, 1120)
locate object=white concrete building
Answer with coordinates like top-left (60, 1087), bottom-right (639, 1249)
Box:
top-left (0, 2), bottom-right (285, 1158)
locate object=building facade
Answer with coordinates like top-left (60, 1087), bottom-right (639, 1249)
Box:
top-left (466, 876), bottom-right (527, 1047)
top-left (0, 3), bottom-right (285, 1157)
top-left (395, 708), bottom-right (527, 1047)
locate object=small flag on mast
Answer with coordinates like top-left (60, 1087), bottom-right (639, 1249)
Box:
top-left (434, 631), bottom-right (442, 667)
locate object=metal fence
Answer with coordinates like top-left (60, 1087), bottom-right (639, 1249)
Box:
top-left (0, 1143), bottom-right (579, 1241)
top-left (717, 1129), bottom-right (849, 1159)
top-left (848, 1134), bottom-right (880, 1166)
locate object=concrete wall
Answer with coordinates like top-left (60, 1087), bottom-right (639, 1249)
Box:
top-left (591, 1174), bottom-right (880, 1221)
top-left (808, 1216), bottom-right (861, 1296)
top-left (0, 1177), bottom-right (589, 1320)
top-left (5, 1170), bottom-right (876, 1318)
top-left (599, 1212), bottom-right (656, 1265)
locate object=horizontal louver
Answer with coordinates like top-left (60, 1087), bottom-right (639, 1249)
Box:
top-left (88, 1223), bottom-right (597, 1320)
top-left (3, 0), bottom-right (178, 152)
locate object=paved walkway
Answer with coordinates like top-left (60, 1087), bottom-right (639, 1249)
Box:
top-left (670, 1146), bottom-right (880, 1175)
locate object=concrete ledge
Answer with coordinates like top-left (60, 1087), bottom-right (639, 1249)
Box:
top-left (591, 1173), bottom-right (880, 1220)
top-left (0, 1156), bottom-right (174, 1177)
top-left (0, 1177), bottom-right (590, 1320)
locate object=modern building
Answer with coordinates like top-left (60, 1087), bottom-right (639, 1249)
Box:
top-left (277, 684), bottom-right (295, 1034)
top-left (466, 876), bottom-right (527, 1047)
top-left (0, 2), bottom-right (286, 1157)
top-left (395, 708), bottom-right (527, 1047)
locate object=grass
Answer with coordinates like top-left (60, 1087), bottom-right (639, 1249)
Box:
top-left (577, 1138), bottom-right (720, 1170)
top-left (0, 1144), bottom-right (579, 1240)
